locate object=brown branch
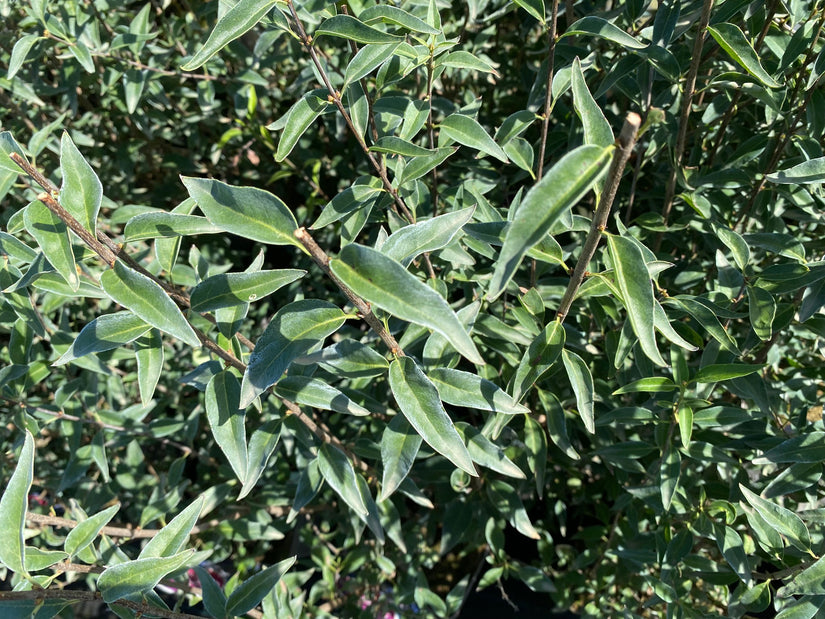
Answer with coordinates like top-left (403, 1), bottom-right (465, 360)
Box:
top-left (556, 112), bottom-right (641, 323)
top-left (659, 0), bottom-right (714, 233)
top-left (535, 0), bottom-right (560, 181)
top-left (294, 227), bottom-right (404, 359)
top-left (0, 590), bottom-right (205, 619)
top-left (284, 0), bottom-right (416, 224)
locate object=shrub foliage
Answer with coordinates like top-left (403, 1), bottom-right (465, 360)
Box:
top-left (2, 0), bottom-right (825, 617)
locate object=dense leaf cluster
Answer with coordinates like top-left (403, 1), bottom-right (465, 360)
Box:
top-left (1, 0), bottom-right (825, 617)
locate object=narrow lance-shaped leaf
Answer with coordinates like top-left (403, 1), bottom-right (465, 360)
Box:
top-left (272, 92), bottom-right (329, 162)
top-left (24, 200), bottom-right (79, 292)
top-left (538, 389), bottom-right (579, 460)
top-left (330, 244), bottom-right (483, 365)
top-left (240, 300), bottom-right (347, 407)
top-left (456, 423), bottom-right (525, 479)
top-left (194, 566), bottom-right (227, 619)
top-left (379, 414), bottom-right (422, 502)
top-left (607, 234), bottom-right (666, 367)
top-left (240, 420), bottom-right (280, 500)
top-left (60, 132), bottom-right (102, 235)
top-left (181, 0), bottom-right (279, 70)
top-left (766, 156), bottom-right (825, 184)
top-left (389, 357), bottom-right (477, 476)
top-left (55, 311), bottom-right (151, 365)
top-left (0, 431), bottom-right (35, 575)
top-left (512, 319), bottom-right (566, 401)
top-left (488, 144), bottom-right (613, 300)
top-left (64, 504), bottom-right (120, 559)
top-left (561, 16), bottom-right (647, 49)
top-left (438, 51), bottom-right (500, 76)
top-left (429, 367), bottom-right (529, 414)
top-left (511, 0), bottom-right (545, 23)
top-left (562, 349), bottom-right (595, 433)
top-left (190, 269), bottom-right (305, 312)
top-left (381, 206), bottom-right (476, 267)
top-left (708, 23), bottom-right (781, 88)
top-left (124, 213), bottom-right (222, 240)
top-left (319, 443), bottom-right (368, 516)
top-left (206, 371), bottom-right (247, 481)
top-left (571, 57), bottom-right (613, 147)
top-left (359, 5), bottom-right (440, 34)
top-left (739, 485), bottom-right (812, 553)
top-left (140, 496), bottom-right (205, 559)
top-left (182, 177), bottom-right (302, 249)
top-left (100, 261), bottom-right (201, 348)
top-left (225, 556), bottom-right (297, 617)
top-left (692, 364), bottom-right (764, 383)
top-left (273, 375), bottom-right (371, 417)
top-left (344, 43), bottom-right (401, 88)
top-left (97, 551), bottom-right (195, 603)
top-left (134, 329), bottom-right (164, 405)
top-left (777, 555), bottom-right (825, 597)
top-left (316, 15), bottom-right (403, 44)
top-left (439, 114), bottom-right (509, 163)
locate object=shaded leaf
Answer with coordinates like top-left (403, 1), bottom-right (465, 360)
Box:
top-left (319, 443), bottom-right (368, 516)
top-left (562, 349), bottom-right (594, 433)
top-left (512, 320), bottom-right (565, 401)
top-left (439, 114), bottom-right (509, 163)
top-left (0, 431), bottom-right (35, 575)
top-left (206, 371), bottom-right (247, 481)
top-left (272, 91), bottom-right (329, 162)
top-left (124, 213), bottom-right (222, 240)
top-left (344, 43), bottom-right (401, 88)
top-left (708, 23), bottom-right (781, 88)
top-left (240, 420), bottom-right (280, 500)
top-left (766, 156), bottom-right (825, 184)
top-left (562, 16), bottom-right (646, 49)
top-left (389, 357), bottom-right (476, 476)
top-left (456, 422), bottom-right (525, 479)
top-left (134, 329), bottom-right (164, 405)
top-left (55, 311), bottom-right (151, 365)
top-left (60, 132), bottom-right (102, 235)
top-left (316, 15), bottom-right (403, 44)
top-left (274, 375), bottom-right (371, 416)
top-left (190, 269), bottom-right (305, 312)
top-left (740, 485), bottom-right (811, 553)
top-left (100, 262), bottom-right (200, 348)
top-left (571, 57), bottom-right (613, 147)
top-left (379, 414), bottom-right (422, 502)
top-left (359, 5), bottom-right (440, 34)
top-left (429, 367), bottom-right (529, 414)
top-left (97, 551), bottom-right (195, 602)
top-left (692, 364), bottom-right (763, 383)
top-left (24, 200), bottom-right (78, 292)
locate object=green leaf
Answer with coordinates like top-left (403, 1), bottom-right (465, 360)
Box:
top-left (0, 431), bottom-right (35, 575)
top-left (225, 557), bottom-right (296, 617)
top-left (193, 566), bottom-right (227, 619)
top-left (272, 91), bottom-right (329, 162)
top-left (399, 147), bottom-right (455, 185)
top-left (708, 23), bottom-right (781, 88)
top-left (315, 15), bottom-right (403, 44)
top-left (25, 547), bottom-right (69, 571)
top-left (456, 422), bottom-right (525, 479)
top-left (124, 213), bottom-right (222, 240)
top-left (753, 432), bottom-right (825, 464)
top-left (100, 262), bottom-right (201, 348)
top-left (715, 225), bottom-right (750, 271)
top-left (571, 57), bottom-right (613, 147)
top-left (512, 320), bottom-right (565, 401)
top-left (359, 5), bottom-right (440, 34)
top-left (486, 480), bottom-right (540, 539)
top-left (379, 414), bottom-right (422, 502)
top-left (766, 156), bottom-right (825, 184)
top-left (660, 444), bottom-right (681, 511)
top-left (97, 550), bottom-right (195, 602)
top-left (240, 420), bottom-right (280, 500)
top-left (562, 16), bottom-right (646, 49)
top-left (139, 495), bottom-right (204, 558)
top-left (523, 414), bottom-right (548, 496)
top-left (439, 114), bottom-right (509, 163)
top-left (438, 51), bottom-right (499, 75)
top-left (692, 364), bottom-right (764, 383)
top-left (181, 0), bottom-right (279, 70)
top-left (370, 136), bottom-right (436, 158)
top-left (739, 485), bottom-right (811, 553)
top-left (59, 132), bottom-right (102, 235)
top-left (295, 339), bottom-right (389, 378)
top-left (23, 200), bottom-right (79, 292)
top-left (613, 377), bottom-right (677, 394)
top-left (64, 504), bottom-right (120, 558)
top-left (429, 367), bottom-right (529, 414)
top-left (607, 234), bottom-right (666, 367)
top-left (273, 375), bottom-right (371, 416)
top-left (311, 177), bottom-right (384, 229)
top-left (503, 138), bottom-right (535, 178)
top-left (778, 555), bottom-right (825, 597)
top-left (539, 390), bottom-right (579, 460)
top-left (511, 0), bottom-right (545, 23)
top-left (487, 144), bottom-right (613, 300)
top-left (714, 522), bottom-right (751, 585)
top-left (0, 231), bottom-right (37, 263)
top-left (190, 269), bottom-right (305, 312)
top-left (0, 131), bottom-right (29, 174)
top-left (664, 296), bottom-right (741, 355)
top-left (381, 206), bottom-right (475, 267)
top-left (330, 244), bottom-right (483, 365)
top-left (344, 43), bottom-right (401, 88)
top-left (206, 371), bottom-right (248, 481)
top-left (562, 349), bottom-right (594, 433)
top-left (55, 311), bottom-right (151, 365)
top-left (8, 35), bottom-right (40, 80)
top-left (388, 357), bottom-right (476, 476)
top-left (68, 40), bottom-right (95, 72)
top-left (745, 285), bottom-right (775, 340)
top-left (240, 300), bottom-right (347, 407)
top-left (134, 329), bottom-right (164, 405)
top-left (319, 443), bottom-right (368, 516)
top-left (182, 177), bottom-right (301, 249)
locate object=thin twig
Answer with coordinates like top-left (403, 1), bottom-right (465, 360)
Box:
top-left (294, 227), bottom-right (404, 359)
top-left (284, 0), bottom-right (415, 224)
top-left (659, 0), bottom-right (714, 235)
top-left (535, 0), bottom-right (560, 181)
top-left (556, 113), bottom-right (641, 323)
